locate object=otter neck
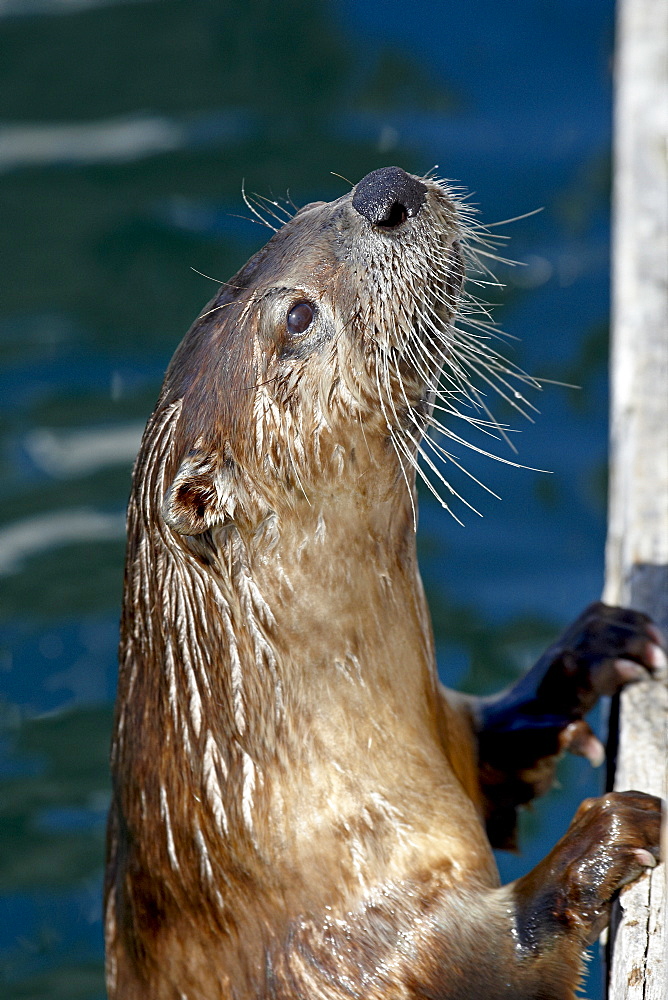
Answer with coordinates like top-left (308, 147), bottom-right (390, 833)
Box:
top-left (260, 492), bottom-right (435, 708)
top-left (117, 472), bottom-right (436, 830)
top-left (207, 483), bottom-right (439, 758)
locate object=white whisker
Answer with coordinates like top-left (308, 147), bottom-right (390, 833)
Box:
top-left (241, 181), bottom-right (278, 233)
top-left (366, 174), bottom-right (543, 521)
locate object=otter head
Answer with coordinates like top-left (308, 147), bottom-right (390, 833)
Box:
top-left (161, 167), bottom-right (468, 539)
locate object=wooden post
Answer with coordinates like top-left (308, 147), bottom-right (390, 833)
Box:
top-left (604, 0), bottom-right (668, 997)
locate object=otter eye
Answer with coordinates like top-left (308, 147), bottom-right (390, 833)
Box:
top-left (286, 301), bottom-right (315, 335)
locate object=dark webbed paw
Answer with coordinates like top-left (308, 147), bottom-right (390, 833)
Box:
top-left (475, 603), bottom-right (666, 847)
top-left (532, 601), bottom-right (666, 711)
top-left (514, 790), bottom-right (662, 947)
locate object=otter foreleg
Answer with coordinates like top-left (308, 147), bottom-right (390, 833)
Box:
top-left (469, 602), bottom-right (666, 847)
top-left (408, 791), bottom-right (661, 1000)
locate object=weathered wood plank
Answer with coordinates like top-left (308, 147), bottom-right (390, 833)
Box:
top-left (604, 0), bottom-right (668, 997)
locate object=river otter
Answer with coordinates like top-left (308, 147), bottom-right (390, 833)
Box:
top-left (105, 166), bottom-right (664, 999)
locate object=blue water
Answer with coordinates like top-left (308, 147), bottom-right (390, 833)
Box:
top-left (0, 0), bottom-right (616, 996)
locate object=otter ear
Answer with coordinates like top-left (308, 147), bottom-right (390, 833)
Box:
top-left (162, 451), bottom-right (223, 536)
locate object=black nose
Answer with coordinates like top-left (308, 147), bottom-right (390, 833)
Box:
top-left (351, 166), bottom-right (427, 228)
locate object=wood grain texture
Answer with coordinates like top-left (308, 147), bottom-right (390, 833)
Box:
top-left (604, 0), bottom-right (668, 996)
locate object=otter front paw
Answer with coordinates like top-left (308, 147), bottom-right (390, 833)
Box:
top-left (480, 602), bottom-right (666, 751)
top-left (514, 790), bottom-right (662, 947)
top-left (475, 603), bottom-right (666, 847)
top-left (533, 601), bottom-right (666, 714)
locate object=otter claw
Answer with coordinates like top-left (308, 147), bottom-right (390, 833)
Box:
top-left (633, 848), bottom-right (658, 869)
top-left (613, 658), bottom-right (656, 684)
top-left (644, 634), bottom-right (668, 674)
top-left (558, 720), bottom-right (605, 767)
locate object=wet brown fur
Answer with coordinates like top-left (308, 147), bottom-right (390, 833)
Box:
top-left (106, 171), bottom-right (662, 999)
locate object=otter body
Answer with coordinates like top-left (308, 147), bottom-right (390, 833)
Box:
top-left (106, 168), bottom-right (663, 999)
